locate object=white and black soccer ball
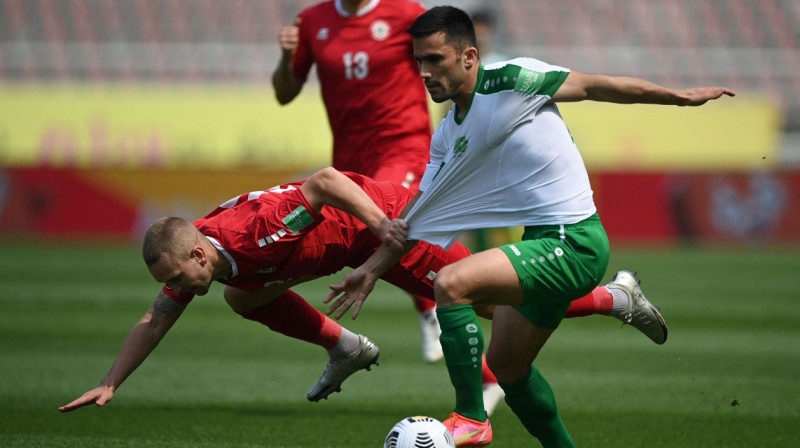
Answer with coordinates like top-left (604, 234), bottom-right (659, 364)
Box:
top-left (383, 416), bottom-right (455, 448)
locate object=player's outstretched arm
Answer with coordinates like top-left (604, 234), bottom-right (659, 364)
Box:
top-left (272, 22), bottom-right (304, 105)
top-left (300, 167), bottom-right (407, 251)
top-left (324, 238), bottom-right (417, 320)
top-left (58, 291), bottom-right (187, 412)
top-left (552, 70), bottom-right (735, 106)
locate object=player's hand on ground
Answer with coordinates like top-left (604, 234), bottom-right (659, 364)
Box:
top-left (375, 218), bottom-right (408, 251)
top-left (58, 385), bottom-right (115, 413)
top-left (278, 24), bottom-right (300, 54)
top-left (324, 267), bottom-right (378, 320)
top-left (679, 87), bottom-right (736, 106)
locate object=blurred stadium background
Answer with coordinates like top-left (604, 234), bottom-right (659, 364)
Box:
top-left (0, 0), bottom-right (800, 247)
top-left (0, 0), bottom-right (798, 245)
top-left (2, 2), bottom-right (799, 447)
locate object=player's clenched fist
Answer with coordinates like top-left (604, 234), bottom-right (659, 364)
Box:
top-left (278, 25), bottom-right (300, 54)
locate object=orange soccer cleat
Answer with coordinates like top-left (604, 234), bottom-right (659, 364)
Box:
top-left (443, 412), bottom-right (493, 447)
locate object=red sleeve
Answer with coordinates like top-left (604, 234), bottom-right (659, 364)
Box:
top-left (161, 285), bottom-right (194, 304)
top-left (291, 12), bottom-right (313, 81)
top-left (253, 184), bottom-right (324, 240)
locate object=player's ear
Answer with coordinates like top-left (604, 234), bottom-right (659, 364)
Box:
top-left (191, 245), bottom-right (207, 266)
top-left (463, 46), bottom-right (479, 70)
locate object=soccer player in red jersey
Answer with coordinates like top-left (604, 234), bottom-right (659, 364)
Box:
top-left (57, 168), bottom-right (662, 414)
top-left (273, 0), bottom-right (429, 188)
top-left (271, 0), bottom-right (443, 363)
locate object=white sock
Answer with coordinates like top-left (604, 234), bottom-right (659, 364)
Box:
top-left (421, 308), bottom-right (437, 322)
top-left (329, 327), bottom-right (361, 358)
top-left (608, 286), bottom-right (630, 320)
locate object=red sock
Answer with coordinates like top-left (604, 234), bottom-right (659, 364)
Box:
top-left (411, 293), bottom-right (436, 313)
top-left (481, 354), bottom-right (498, 385)
top-left (237, 289), bottom-right (342, 350)
top-left (565, 286), bottom-right (613, 318)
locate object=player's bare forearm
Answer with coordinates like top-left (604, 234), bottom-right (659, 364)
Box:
top-left (399, 190), bottom-right (422, 219)
top-left (362, 239), bottom-right (416, 278)
top-left (272, 52), bottom-right (303, 105)
top-left (273, 24), bottom-right (303, 104)
top-left (101, 292), bottom-right (185, 386)
top-left (301, 168), bottom-right (406, 249)
top-left (325, 240), bottom-right (417, 319)
top-left (553, 70), bottom-right (735, 106)
top-left (59, 292), bottom-right (186, 412)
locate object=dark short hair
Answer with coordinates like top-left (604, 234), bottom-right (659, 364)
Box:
top-left (407, 6), bottom-right (477, 52)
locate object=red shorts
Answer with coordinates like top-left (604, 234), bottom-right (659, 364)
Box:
top-left (369, 159), bottom-right (426, 193)
top-left (380, 240), bottom-right (472, 298)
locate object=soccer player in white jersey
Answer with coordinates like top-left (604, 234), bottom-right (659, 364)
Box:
top-left (324, 6), bottom-right (735, 447)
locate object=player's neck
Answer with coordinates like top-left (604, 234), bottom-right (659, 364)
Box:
top-left (453, 68), bottom-right (480, 119)
top-left (209, 246), bottom-right (232, 280)
top-left (339, 0), bottom-right (373, 15)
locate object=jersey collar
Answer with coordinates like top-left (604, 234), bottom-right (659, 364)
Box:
top-left (335, 0), bottom-right (380, 17)
top-left (453, 65), bottom-right (484, 125)
top-left (206, 236), bottom-right (238, 278)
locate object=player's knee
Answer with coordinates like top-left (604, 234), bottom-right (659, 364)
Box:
top-left (433, 264), bottom-right (464, 307)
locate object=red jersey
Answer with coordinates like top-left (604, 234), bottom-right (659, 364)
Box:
top-left (292, 0), bottom-right (431, 179)
top-left (164, 172), bottom-right (470, 303)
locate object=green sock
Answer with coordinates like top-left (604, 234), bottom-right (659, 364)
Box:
top-left (436, 304), bottom-right (487, 422)
top-left (499, 365), bottom-right (576, 448)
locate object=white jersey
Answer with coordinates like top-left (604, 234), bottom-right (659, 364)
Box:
top-left (407, 57), bottom-right (596, 248)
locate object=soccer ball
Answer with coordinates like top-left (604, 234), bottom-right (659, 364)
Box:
top-left (384, 416), bottom-right (455, 448)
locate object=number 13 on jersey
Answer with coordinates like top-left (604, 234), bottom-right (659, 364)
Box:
top-left (343, 51), bottom-right (369, 80)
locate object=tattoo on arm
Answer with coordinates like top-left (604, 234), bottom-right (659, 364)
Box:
top-left (149, 291), bottom-right (186, 319)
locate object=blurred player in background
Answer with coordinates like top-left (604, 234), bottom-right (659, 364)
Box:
top-left (271, 0), bottom-right (444, 364)
top-left (58, 168), bottom-right (666, 416)
top-left (326, 6), bottom-right (733, 447)
top-left (471, 9), bottom-right (508, 66)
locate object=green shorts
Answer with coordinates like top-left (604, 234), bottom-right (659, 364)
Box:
top-left (498, 214), bottom-right (610, 329)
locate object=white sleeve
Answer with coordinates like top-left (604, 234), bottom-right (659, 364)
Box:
top-left (418, 121), bottom-right (449, 193)
top-left (483, 58), bottom-right (571, 147)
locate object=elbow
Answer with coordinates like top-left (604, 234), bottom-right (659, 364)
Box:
top-left (275, 93), bottom-right (294, 106)
top-left (311, 167), bottom-right (341, 188)
top-left (301, 167), bottom-right (344, 212)
top-left (306, 167), bottom-right (340, 195)
top-left (272, 75), bottom-right (302, 105)
top-left (273, 90), bottom-right (292, 105)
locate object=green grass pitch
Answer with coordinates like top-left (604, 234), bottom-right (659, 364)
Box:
top-left (1, 242), bottom-right (798, 447)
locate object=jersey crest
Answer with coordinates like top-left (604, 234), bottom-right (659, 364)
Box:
top-left (370, 20), bottom-right (390, 40)
top-left (454, 136), bottom-right (469, 157)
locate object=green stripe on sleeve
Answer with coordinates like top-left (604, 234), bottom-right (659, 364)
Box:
top-left (515, 69), bottom-right (569, 97)
top-left (477, 65), bottom-right (522, 95)
top-left (478, 64), bottom-right (569, 97)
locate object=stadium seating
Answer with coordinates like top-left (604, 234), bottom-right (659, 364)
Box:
top-left (1, 0), bottom-right (798, 127)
